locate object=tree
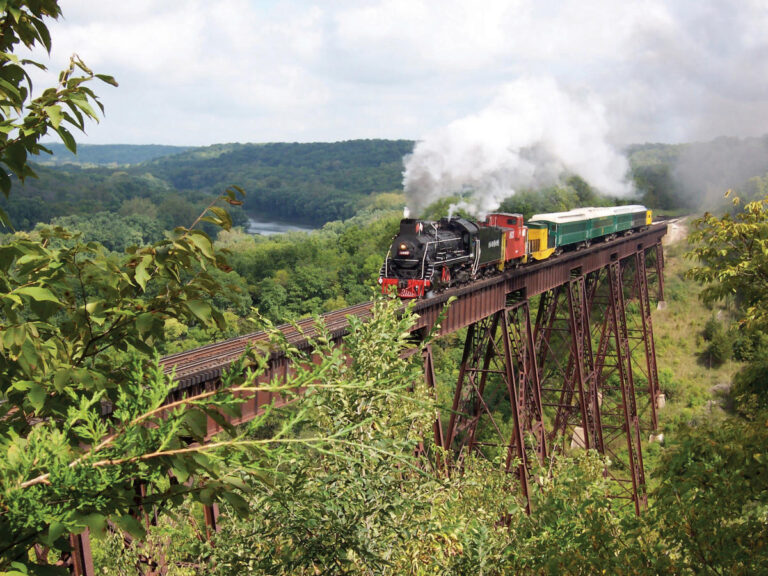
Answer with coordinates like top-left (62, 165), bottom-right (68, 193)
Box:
top-left (0, 189), bottom-right (261, 571)
top-left (687, 193), bottom-right (768, 329)
top-left (0, 0), bottom-right (117, 227)
top-left (650, 416), bottom-right (768, 574)
top-left (0, 3), bottom-right (270, 571)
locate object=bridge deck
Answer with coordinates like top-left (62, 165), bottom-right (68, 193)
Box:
top-left (161, 223), bottom-right (667, 389)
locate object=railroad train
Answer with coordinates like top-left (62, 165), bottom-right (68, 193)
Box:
top-left (379, 205), bottom-right (652, 298)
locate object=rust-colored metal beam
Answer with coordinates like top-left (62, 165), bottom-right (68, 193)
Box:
top-left (606, 261), bottom-right (648, 514)
top-left (63, 531), bottom-right (94, 576)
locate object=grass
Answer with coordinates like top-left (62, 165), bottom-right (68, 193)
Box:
top-left (651, 222), bottom-right (741, 435)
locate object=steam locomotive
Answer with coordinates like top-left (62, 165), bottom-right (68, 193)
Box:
top-left (379, 205), bottom-right (652, 298)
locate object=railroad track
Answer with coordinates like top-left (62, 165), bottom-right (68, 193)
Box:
top-left (160, 301), bottom-right (374, 388)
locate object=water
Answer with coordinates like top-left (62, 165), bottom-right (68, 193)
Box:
top-left (247, 216), bottom-right (317, 236)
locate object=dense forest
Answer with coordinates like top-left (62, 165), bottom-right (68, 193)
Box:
top-left (140, 140), bottom-right (415, 223)
top-left (0, 140), bottom-right (413, 231)
top-left (2, 3), bottom-right (768, 574)
top-left (6, 135), bottom-right (768, 236)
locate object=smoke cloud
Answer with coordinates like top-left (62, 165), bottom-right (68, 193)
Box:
top-left (403, 77), bottom-right (634, 218)
top-left (673, 136), bottom-right (768, 210)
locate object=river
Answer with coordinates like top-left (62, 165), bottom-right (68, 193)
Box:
top-left (247, 216), bottom-right (317, 236)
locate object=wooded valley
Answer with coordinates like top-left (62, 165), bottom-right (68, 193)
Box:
top-left (1, 3), bottom-right (768, 574)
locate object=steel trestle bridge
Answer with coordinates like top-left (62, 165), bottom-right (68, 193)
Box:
top-left (65, 223), bottom-right (667, 575)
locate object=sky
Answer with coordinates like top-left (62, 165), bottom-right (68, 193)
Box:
top-left (31, 0), bottom-right (768, 147)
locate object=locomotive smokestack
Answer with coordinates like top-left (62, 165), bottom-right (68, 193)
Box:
top-left (403, 206), bottom-right (410, 219)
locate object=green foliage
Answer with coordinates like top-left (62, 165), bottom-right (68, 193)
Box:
top-left (632, 162), bottom-right (684, 211)
top-left (0, 1), bottom-right (117, 226)
top-left (0, 177), bottom-right (260, 571)
top-left (731, 326), bottom-right (768, 362)
top-left (205, 297), bottom-right (436, 575)
top-left (136, 140), bottom-right (414, 225)
top-left (702, 328), bottom-right (732, 367)
top-left (650, 414), bottom-right (768, 574)
top-left (0, 165), bottom-right (249, 233)
top-left (218, 209), bottom-right (401, 324)
top-left (702, 316), bottom-right (720, 341)
top-left (44, 212), bottom-right (164, 252)
top-left (687, 193), bottom-right (768, 329)
top-left (699, 316), bottom-right (731, 367)
top-left (732, 359), bottom-right (768, 414)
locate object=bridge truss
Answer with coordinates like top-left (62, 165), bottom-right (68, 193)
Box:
top-left (65, 223), bottom-right (667, 575)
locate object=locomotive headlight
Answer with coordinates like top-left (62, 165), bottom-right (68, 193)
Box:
top-left (399, 243), bottom-right (407, 251)
top-left (397, 242), bottom-right (411, 257)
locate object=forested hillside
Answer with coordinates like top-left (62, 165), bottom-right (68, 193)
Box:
top-left (0, 140), bottom-right (414, 231)
top-left (627, 135), bottom-right (768, 211)
top-left (137, 140), bottom-right (415, 223)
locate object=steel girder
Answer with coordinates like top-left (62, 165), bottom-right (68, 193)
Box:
top-left (437, 247), bottom-right (662, 515)
top-left (60, 532), bottom-right (94, 576)
top-left (440, 301), bottom-right (546, 513)
top-left (534, 271), bottom-right (603, 454)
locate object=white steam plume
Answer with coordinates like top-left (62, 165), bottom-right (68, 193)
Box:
top-left (403, 77), bottom-right (633, 217)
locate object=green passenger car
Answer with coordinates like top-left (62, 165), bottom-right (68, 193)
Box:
top-left (529, 205), bottom-right (649, 251)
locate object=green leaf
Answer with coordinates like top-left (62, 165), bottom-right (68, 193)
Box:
top-left (221, 491), bottom-right (250, 515)
top-left (46, 520), bottom-right (68, 545)
top-left (187, 233), bottom-right (214, 259)
top-left (7, 4), bottom-right (20, 23)
top-left (30, 16), bottom-right (52, 53)
top-left (184, 408), bottom-right (208, 439)
top-left (134, 254), bottom-right (153, 290)
top-left (0, 170), bottom-right (11, 199)
top-left (53, 368), bottom-right (73, 392)
top-left (56, 125), bottom-right (77, 153)
top-left (171, 461), bottom-right (191, 484)
top-left (28, 382), bottom-right (46, 412)
top-left (95, 73), bottom-right (119, 87)
top-left (69, 93), bottom-right (98, 120)
top-left (203, 406), bottom-right (238, 437)
top-left (114, 515), bottom-right (147, 541)
top-left (14, 285), bottom-right (60, 303)
top-left (136, 312), bottom-right (155, 335)
top-left (80, 513), bottom-right (107, 537)
top-left (4, 141), bottom-right (27, 175)
top-left (185, 300), bottom-right (212, 324)
top-left (44, 104), bottom-right (63, 128)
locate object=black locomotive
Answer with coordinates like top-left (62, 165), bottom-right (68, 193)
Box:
top-left (379, 216), bottom-right (516, 298)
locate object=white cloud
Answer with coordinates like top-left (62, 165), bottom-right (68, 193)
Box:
top-left (17, 0), bottom-right (768, 145)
